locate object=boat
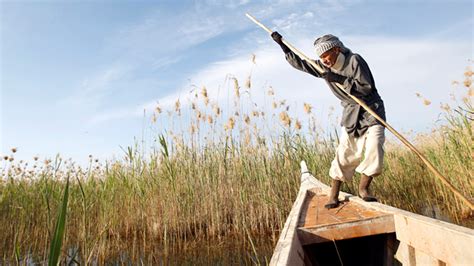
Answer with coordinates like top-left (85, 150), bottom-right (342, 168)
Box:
top-left (270, 161), bottom-right (474, 266)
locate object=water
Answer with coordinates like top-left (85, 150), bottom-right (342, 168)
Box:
top-left (10, 238), bottom-right (275, 265)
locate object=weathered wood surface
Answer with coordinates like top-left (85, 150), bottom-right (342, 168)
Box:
top-left (375, 204), bottom-right (473, 265)
top-left (269, 162), bottom-right (316, 266)
top-left (270, 161), bottom-right (474, 266)
top-left (298, 192), bottom-right (394, 245)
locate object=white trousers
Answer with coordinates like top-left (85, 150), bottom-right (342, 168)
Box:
top-left (329, 125), bottom-right (385, 182)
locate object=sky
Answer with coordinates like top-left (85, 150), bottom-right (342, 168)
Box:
top-left (1, 0), bottom-right (473, 165)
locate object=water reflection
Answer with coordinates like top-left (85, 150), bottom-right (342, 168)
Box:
top-left (13, 237), bottom-right (275, 265)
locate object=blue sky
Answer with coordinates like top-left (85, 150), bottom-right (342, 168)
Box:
top-left (1, 0), bottom-right (473, 165)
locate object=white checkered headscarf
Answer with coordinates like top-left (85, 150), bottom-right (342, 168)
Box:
top-left (313, 34), bottom-right (346, 57)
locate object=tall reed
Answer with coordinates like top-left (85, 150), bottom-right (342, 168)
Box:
top-left (1, 60), bottom-right (472, 264)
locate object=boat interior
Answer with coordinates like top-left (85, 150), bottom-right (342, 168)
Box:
top-left (299, 190), bottom-right (399, 266)
top-left (270, 162), bottom-right (473, 266)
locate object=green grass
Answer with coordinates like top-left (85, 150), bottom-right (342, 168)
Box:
top-left (48, 175), bottom-right (69, 266)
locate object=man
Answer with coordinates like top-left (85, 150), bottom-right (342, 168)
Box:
top-left (271, 32), bottom-right (386, 209)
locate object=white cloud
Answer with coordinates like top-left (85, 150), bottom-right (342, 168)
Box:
top-left (59, 64), bottom-right (133, 109)
top-left (97, 35), bottom-right (470, 132)
top-left (150, 55), bottom-right (184, 70)
top-left (105, 8), bottom-right (226, 61)
top-left (79, 1), bottom-right (472, 132)
top-left (65, 6), bottom-right (231, 112)
top-left (88, 108), bottom-right (139, 125)
top-left (84, 43), bottom-right (330, 125)
top-left (65, 0), bottom-right (352, 118)
top-left (87, 85), bottom-right (185, 126)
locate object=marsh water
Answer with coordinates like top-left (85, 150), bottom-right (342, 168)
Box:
top-left (15, 236), bottom-right (275, 265)
top-left (15, 211), bottom-right (473, 265)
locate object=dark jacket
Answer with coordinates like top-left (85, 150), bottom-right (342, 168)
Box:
top-left (284, 49), bottom-right (386, 137)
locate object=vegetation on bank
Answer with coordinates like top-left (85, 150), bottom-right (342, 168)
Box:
top-left (1, 61), bottom-right (472, 264)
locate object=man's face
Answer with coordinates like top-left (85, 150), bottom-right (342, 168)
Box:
top-left (320, 47), bottom-right (340, 67)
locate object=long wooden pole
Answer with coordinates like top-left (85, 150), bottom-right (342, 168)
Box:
top-left (246, 13), bottom-right (474, 210)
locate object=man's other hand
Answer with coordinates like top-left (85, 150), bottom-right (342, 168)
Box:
top-left (322, 71), bottom-right (347, 84)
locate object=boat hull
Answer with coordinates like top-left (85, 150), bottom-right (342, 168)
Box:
top-left (270, 161), bottom-right (474, 266)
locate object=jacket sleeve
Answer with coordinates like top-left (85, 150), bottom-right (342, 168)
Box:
top-left (284, 50), bottom-right (326, 78)
top-left (343, 54), bottom-right (375, 96)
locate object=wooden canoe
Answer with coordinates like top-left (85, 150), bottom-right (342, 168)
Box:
top-left (270, 161), bottom-right (474, 266)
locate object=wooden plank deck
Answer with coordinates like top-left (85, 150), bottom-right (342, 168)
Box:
top-left (297, 189), bottom-right (395, 246)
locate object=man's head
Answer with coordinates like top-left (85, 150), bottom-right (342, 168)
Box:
top-left (314, 34), bottom-right (344, 67)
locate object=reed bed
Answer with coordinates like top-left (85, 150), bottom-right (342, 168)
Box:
top-left (1, 60), bottom-right (472, 264)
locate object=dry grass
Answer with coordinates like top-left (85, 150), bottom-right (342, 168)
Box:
top-left (1, 60), bottom-right (472, 264)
